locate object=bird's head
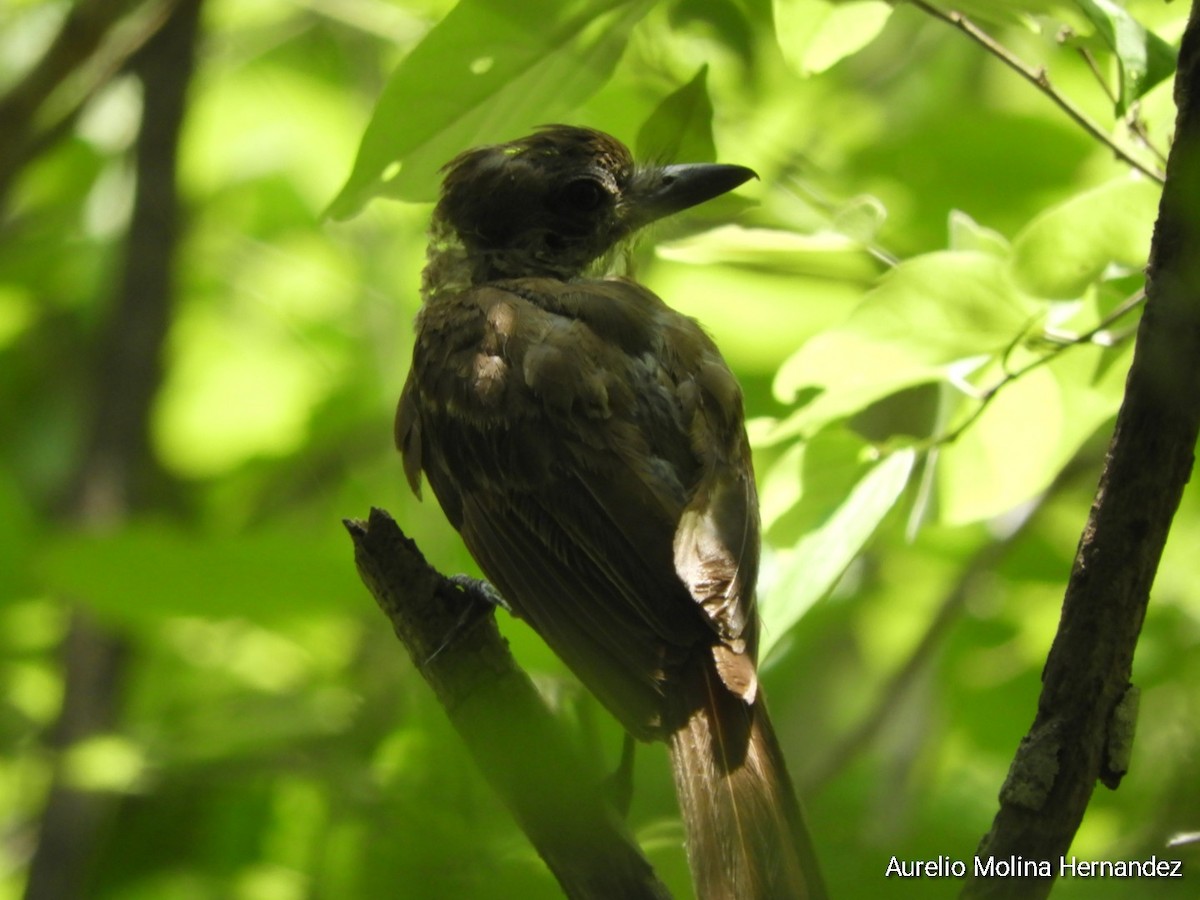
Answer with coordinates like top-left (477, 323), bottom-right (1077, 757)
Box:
top-left (430, 125), bottom-right (756, 284)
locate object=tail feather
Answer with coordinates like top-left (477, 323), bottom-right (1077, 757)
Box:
top-left (668, 657), bottom-right (824, 900)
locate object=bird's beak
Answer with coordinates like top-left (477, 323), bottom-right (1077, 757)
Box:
top-left (628, 164), bottom-right (758, 230)
top-left (627, 163), bottom-right (757, 229)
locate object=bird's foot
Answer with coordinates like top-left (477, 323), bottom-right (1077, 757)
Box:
top-left (447, 574), bottom-right (511, 612)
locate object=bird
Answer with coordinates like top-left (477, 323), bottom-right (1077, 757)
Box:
top-left (396, 125), bottom-right (824, 900)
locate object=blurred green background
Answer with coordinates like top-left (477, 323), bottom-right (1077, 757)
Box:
top-left (1, 0), bottom-right (1197, 897)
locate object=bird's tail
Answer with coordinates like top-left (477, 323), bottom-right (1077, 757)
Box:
top-left (668, 656), bottom-right (825, 900)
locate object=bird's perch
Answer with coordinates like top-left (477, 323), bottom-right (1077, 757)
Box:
top-left (344, 508), bottom-right (672, 900)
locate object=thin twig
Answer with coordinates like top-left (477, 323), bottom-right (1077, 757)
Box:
top-left (907, 290), bottom-right (1146, 453)
top-left (1070, 40), bottom-right (1171, 167)
top-left (906, 1), bottom-right (1165, 184)
top-left (1122, 103), bottom-right (1171, 168)
top-left (1073, 40), bottom-right (1119, 107)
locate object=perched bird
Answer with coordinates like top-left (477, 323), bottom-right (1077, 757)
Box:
top-left (397, 125), bottom-right (823, 900)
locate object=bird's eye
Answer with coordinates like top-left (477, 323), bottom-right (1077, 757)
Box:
top-left (557, 177), bottom-right (608, 212)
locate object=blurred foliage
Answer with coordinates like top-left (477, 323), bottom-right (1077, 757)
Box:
top-left (2, 0), bottom-right (1198, 898)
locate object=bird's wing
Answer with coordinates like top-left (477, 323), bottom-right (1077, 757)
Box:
top-left (397, 277), bottom-right (759, 735)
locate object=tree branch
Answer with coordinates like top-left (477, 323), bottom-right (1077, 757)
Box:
top-left (905, 1), bottom-right (1165, 184)
top-left (962, 3), bottom-right (1200, 897)
top-left (345, 508), bottom-right (672, 900)
top-left (0, 0), bottom-right (177, 209)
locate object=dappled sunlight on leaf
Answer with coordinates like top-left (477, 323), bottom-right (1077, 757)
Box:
top-left (774, 0), bottom-right (893, 76)
top-left (771, 250), bottom-right (1040, 439)
top-left (759, 428), bottom-right (915, 659)
top-left (1011, 175), bottom-right (1160, 299)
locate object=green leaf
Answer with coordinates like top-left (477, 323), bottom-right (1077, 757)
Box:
top-left (670, 0), bottom-right (756, 65)
top-left (936, 366), bottom-right (1065, 525)
top-left (948, 209), bottom-right (1010, 257)
top-left (1010, 176), bottom-right (1159, 299)
top-left (774, 0), bottom-right (893, 76)
top-left (760, 435), bottom-right (915, 659)
top-left (935, 339), bottom-right (1130, 524)
top-left (635, 65), bottom-right (715, 163)
top-left (657, 226), bottom-right (880, 281)
top-left (326, 0), bottom-right (653, 218)
top-left (833, 194), bottom-right (888, 246)
top-left (771, 251), bottom-right (1039, 439)
top-left (1074, 0), bottom-right (1177, 115)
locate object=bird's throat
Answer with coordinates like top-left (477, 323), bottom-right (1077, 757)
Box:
top-left (421, 214), bottom-right (634, 300)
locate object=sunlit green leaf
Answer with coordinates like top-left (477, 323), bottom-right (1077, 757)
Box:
top-left (948, 209), bottom-right (1010, 257)
top-left (774, 0), bottom-right (893, 76)
top-left (649, 255), bottom-right (866, 375)
top-left (327, 0), bottom-right (653, 217)
top-left (656, 225), bottom-right (880, 281)
top-left (1011, 176), bottom-right (1160, 299)
top-left (832, 194), bottom-right (888, 246)
top-left (1074, 0), bottom-right (1178, 114)
top-left (771, 251), bottom-right (1039, 439)
top-left (936, 366), bottom-right (1065, 525)
top-left (635, 65), bottom-right (715, 163)
top-left (935, 339), bottom-right (1130, 524)
top-left (760, 434), bottom-right (915, 658)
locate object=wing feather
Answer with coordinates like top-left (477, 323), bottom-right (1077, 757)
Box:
top-left (401, 277), bottom-right (759, 734)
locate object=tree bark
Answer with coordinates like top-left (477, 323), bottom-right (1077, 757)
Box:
top-left (963, 4), bottom-right (1200, 897)
top-left (346, 508), bottom-right (673, 900)
top-left (0, 0), bottom-right (177, 208)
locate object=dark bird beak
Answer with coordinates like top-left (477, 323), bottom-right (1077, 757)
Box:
top-left (628, 163), bottom-right (757, 228)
